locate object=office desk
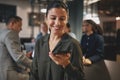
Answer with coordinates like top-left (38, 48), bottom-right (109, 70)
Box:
top-left (84, 60), bottom-right (120, 80)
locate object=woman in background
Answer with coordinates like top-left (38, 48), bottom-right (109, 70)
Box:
top-left (64, 23), bottom-right (77, 39)
top-left (81, 19), bottom-right (104, 65)
top-left (30, 1), bottom-right (84, 80)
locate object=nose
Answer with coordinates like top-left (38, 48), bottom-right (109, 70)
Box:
top-left (55, 19), bottom-right (61, 26)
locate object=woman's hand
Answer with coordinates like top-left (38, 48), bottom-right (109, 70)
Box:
top-left (49, 52), bottom-right (71, 68)
top-left (83, 56), bottom-right (92, 65)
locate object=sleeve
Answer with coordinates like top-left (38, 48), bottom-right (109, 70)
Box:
top-left (64, 41), bottom-right (85, 80)
top-left (89, 35), bottom-right (104, 63)
top-left (80, 35), bottom-right (86, 55)
top-left (30, 40), bottom-right (39, 80)
top-left (5, 31), bottom-right (32, 68)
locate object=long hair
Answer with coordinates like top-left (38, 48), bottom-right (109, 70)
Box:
top-left (96, 24), bottom-right (103, 35)
top-left (83, 19), bottom-right (103, 35)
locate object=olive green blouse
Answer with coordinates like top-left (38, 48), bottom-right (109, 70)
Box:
top-left (30, 33), bottom-right (84, 80)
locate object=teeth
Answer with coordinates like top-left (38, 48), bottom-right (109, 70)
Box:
top-left (55, 27), bottom-right (60, 29)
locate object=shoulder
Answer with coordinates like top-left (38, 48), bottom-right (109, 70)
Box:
top-left (63, 33), bottom-right (80, 47)
top-left (36, 33), bottom-right (42, 39)
top-left (94, 34), bottom-right (104, 42)
top-left (0, 29), bottom-right (10, 35)
top-left (0, 29), bottom-right (17, 39)
top-left (38, 34), bottom-right (49, 41)
top-left (81, 34), bottom-right (86, 38)
top-left (68, 32), bottom-right (76, 39)
top-left (6, 30), bottom-right (19, 39)
top-left (36, 34), bottom-right (49, 45)
top-left (94, 34), bottom-right (103, 39)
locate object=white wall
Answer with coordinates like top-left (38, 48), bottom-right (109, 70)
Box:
top-left (0, 0), bottom-right (39, 38)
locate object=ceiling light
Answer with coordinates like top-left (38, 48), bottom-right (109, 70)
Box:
top-left (40, 8), bottom-right (46, 13)
top-left (116, 17), bottom-right (120, 20)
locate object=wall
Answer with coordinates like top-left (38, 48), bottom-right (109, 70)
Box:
top-left (0, 0), bottom-right (39, 38)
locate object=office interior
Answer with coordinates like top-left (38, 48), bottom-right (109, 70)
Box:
top-left (0, 0), bottom-right (120, 80)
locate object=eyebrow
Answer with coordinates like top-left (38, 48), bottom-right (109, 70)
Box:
top-left (50, 15), bottom-right (66, 18)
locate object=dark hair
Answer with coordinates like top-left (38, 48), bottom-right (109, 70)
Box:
top-left (66, 22), bottom-right (71, 32)
top-left (83, 19), bottom-right (103, 35)
top-left (66, 22), bottom-right (70, 28)
top-left (46, 1), bottom-right (69, 16)
top-left (95, 24), bottom-right (103, 35)
top-left (6, 16), bottom-right (22, 25)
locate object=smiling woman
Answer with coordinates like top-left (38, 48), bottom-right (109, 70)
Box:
top-left (46, 8), bottom-right (68, 35)
top-left (30, 1), bottom-right (84, 80)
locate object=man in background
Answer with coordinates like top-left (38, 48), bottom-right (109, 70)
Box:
top-left (0, 16), bottom-right (32, 80)
top-left (36, 22), bottom-right (48, 41)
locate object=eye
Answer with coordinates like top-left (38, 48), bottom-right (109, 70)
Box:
top-left (50, 16), bottom-right (56, 20)
top-left (60, 17), bottom-right (65, 21)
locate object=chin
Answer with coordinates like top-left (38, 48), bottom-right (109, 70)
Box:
top-left (53, 31), bottom-right (61, 35)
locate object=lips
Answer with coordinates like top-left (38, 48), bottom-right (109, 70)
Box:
top-left (54, 27), bottom-right (61, 30)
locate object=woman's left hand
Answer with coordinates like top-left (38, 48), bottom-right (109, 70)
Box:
top-left (49, 52), bottom-right (71, 68)
top-left (83, 57), bottom-right (92, 65)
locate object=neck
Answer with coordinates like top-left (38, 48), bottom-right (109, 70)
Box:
top-left (86, 31), bottom-right (93, 36)
top-left (49, 33), bottom-right (63, 41)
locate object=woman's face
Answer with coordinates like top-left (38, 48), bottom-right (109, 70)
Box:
top-left (46, 8), bottom-right (68, 35)
top-left (82, 22), bottom-right (93, 33)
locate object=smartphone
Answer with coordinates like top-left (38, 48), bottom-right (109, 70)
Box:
top-left (53, 50), bottom-right (69, 55)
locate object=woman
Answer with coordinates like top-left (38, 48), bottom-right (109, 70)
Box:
top-left (30, 1), bottom-right (84, 80)
top-left (81, 19), bottom-right (104, 65)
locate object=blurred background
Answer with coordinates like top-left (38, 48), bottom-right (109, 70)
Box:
top-left (0, 0), bottom-right (120, 61)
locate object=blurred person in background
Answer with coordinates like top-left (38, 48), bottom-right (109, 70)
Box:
top-left (80, 19), bottom-right (104, 65)
top-left (36, 22), bottom-right (48, 41)
top-left (64, 23), bottom-right (77, 39)
top-left (0, 16), bottom-right (32, 80)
